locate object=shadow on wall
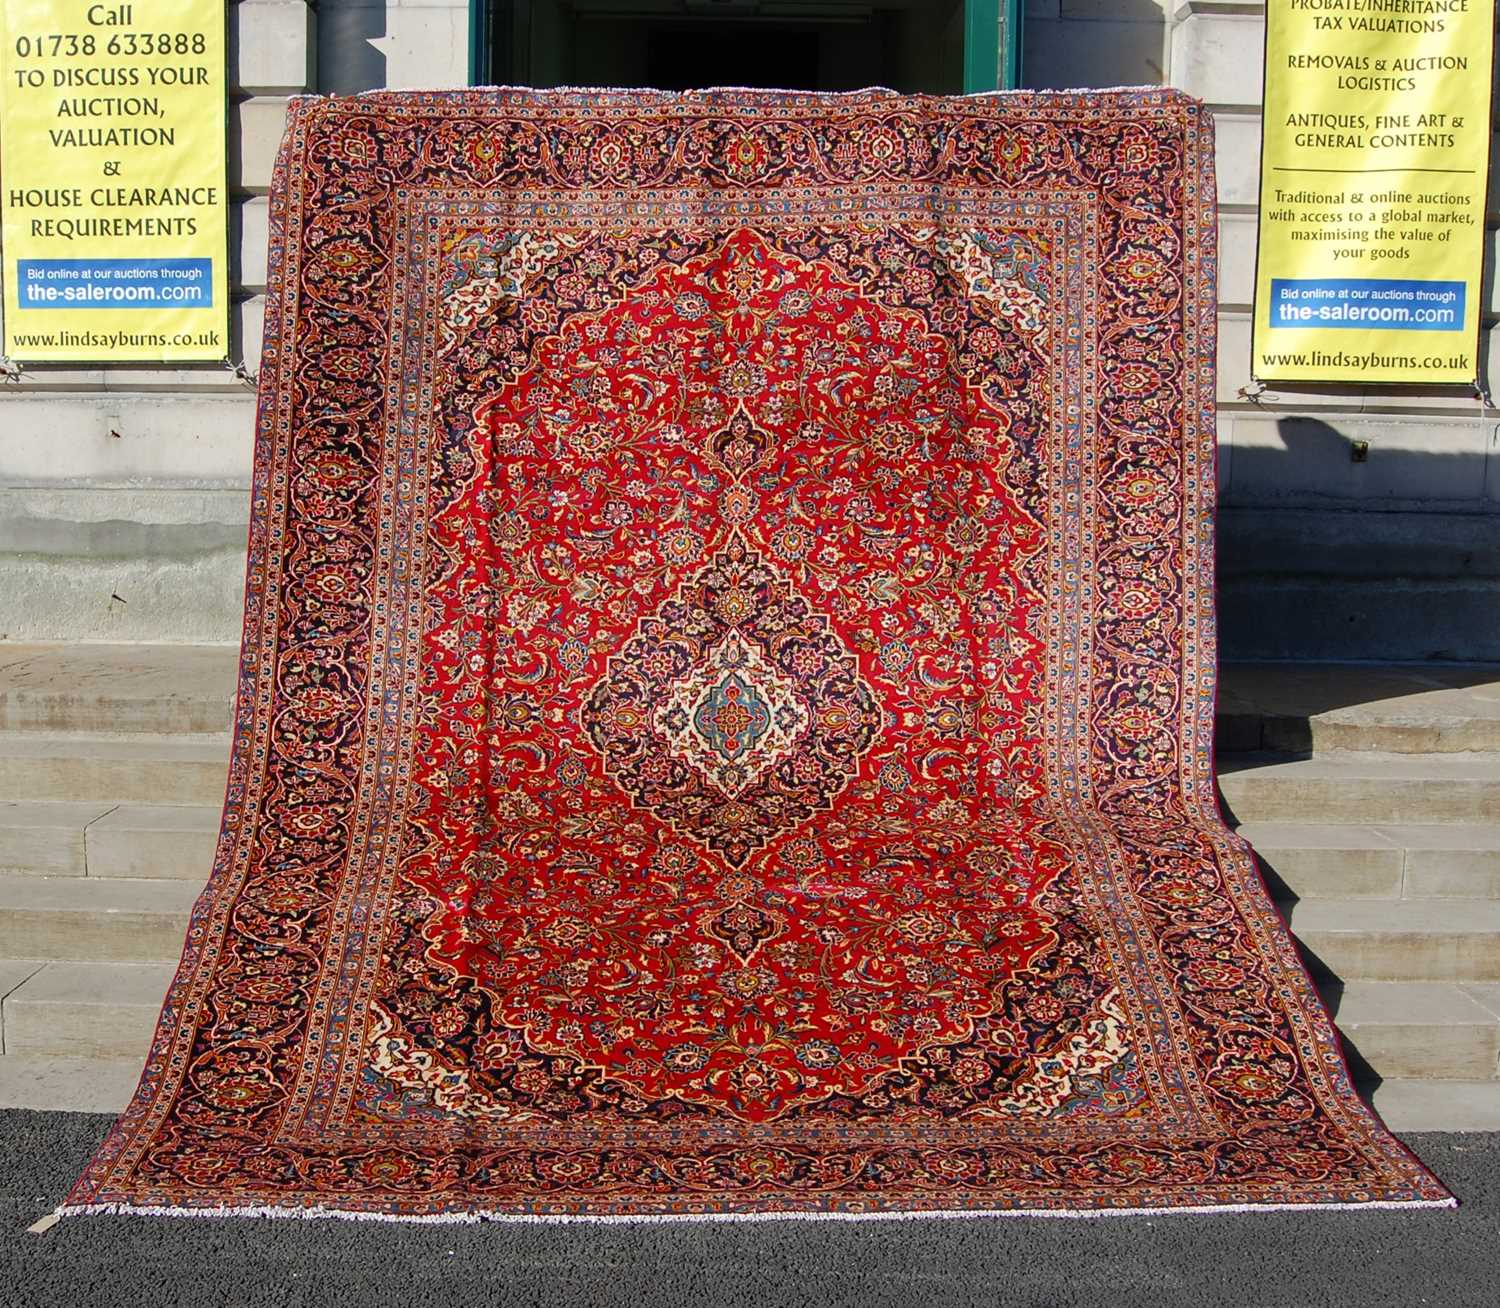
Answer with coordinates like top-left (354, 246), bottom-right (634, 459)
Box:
top-left (317, 1), bottom-right (389, 96)
top-left (265, 2), bottom-right (1493, 666)
top-left (1228, 415), bottom-right (1492, 507)
top-left (1024, 0), bottom-right (1167, 90)
top-left (1216, 414), bottom-right (1500, 663)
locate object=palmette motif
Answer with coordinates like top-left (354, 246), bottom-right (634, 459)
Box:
top-left (67, 88), bottom-right (1450, 1220)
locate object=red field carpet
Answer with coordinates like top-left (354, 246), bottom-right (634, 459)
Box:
top-left (66, 88), bottom-right (1449, 1221)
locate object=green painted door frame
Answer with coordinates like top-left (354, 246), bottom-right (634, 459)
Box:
top-left (469, 0), bottom-right (496, 85)
top-left (468, 2), bottom-right (1023, 91)
top-left (963, 0), bottom-right (1023, 93)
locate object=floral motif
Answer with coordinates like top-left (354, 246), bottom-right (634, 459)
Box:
top-left (583, 535), bottom-right (880, 866)
top-left (66, 88), bottom-right (1449, 1222)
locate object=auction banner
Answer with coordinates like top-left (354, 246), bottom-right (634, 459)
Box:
top-left (0, 1), bottom-right (228, 361)
top-left (1252, 0), bottom-right (1495, 385)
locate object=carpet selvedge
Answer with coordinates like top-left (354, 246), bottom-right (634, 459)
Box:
top-left (65, 86), bottom-right (1451, 1219)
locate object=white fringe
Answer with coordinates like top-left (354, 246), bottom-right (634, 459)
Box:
top-left (48, 1194), bottom-right (1455, 1228)
top-left (375, 83), bottom-right (1173, 103)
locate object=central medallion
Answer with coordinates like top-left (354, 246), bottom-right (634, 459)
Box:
top-left (581, 534), bottom-right (882, 867)
top-left (658, 631), bottom-right (809, 796)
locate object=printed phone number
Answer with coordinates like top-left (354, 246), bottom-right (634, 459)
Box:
top-left (12, 32), bottom-right (206, 59)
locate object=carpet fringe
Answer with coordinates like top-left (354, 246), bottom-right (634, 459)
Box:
top-left (47, 1195), bottom-right (1456, 1229)
top-left (304, 83), bottom-right (1177, 105)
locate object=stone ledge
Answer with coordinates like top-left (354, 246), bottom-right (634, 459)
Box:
top-left (0, 396), bottom-right (255, 485)
top-left (1219, 412), bottom-right (1497, 510)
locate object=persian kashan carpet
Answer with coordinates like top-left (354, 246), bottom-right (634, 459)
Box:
top-left (66, 87), bottom-right (1450, 1222)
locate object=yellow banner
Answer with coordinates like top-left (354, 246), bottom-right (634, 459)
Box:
top-left (1252, 0), bottom-right (1494, 384)
top-left (0, 0), bottom-right (228, 361)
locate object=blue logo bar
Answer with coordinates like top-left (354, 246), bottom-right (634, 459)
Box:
top-left (1269, 278), bottom-right (1464, 332)
top-left (16, 258), bottom-right (213, 309)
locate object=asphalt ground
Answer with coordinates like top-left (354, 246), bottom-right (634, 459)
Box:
top-left (2, 1111), bottom-right (1494, 1308)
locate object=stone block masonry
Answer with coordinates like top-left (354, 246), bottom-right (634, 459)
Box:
top-left (0, 0), bottom-right (1494, 656)
top-left (0, 1), bottom-right (470, 645)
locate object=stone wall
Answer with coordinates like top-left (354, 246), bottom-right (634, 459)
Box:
top-left (1171, 0), bottom-right (1500, 660)
top-left (0, 0), bottom-right (467, 644)
top-left (0, 0), bottom-right (1495, 658)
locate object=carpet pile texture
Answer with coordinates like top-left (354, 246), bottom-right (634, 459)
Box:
top-left (66, 87), bottom-right (1449, 1221)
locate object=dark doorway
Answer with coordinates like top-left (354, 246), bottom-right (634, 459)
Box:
top-left (481, 1), bottom-right (965, 95)
top-left (646, 23), bottom-right (819, 92)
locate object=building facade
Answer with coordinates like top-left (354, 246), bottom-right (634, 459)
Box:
top-left (1, 0), bottom-right (1495, 660)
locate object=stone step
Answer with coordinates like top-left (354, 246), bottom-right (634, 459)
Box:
top-left (1218, 751), bottom-right (1500, 825)
top-left (2, 645), bottom-right (1496, 758)
top-left (1285, 899), bottom-right (1500, 983)
top-left (0, 875), bottom-right (199, 963)
top-left (0, 801), bottom-right (220, 879)
top-left (1386, 826), bottom-right (1500, 899)
top-left (0, 1054), bottom-right (146, 1114)
top-left (0, 1028), bottom-right (1493, 1131)
top-left (0, 733), bottom-right (230, 805)
top-left (1216, 662), bottom-right (1500, 755)
top-left (1364, 1079), bottom-right (1500, 1134)
top-left (87, 804), bottom-right (220, 880)
top-left (1329, 982), bottom-right (1500, 1082)
top-left (1239, 822), bottom-right (1500, 900)
top-left (2, 957), bottom-right (1494, 1092)
top-left (1, 878), bottom-right (1489, 986)
top-left (1, 961), bottom-right (175, 1059)
top-left (6, 806), bottom-right (1495, 906)
top-left (0, 801), bottom-right (115, 877)
top-left (0, 643), bottom-right (235, 735)
top-left (0, 958), bottom-right (44, 1012)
